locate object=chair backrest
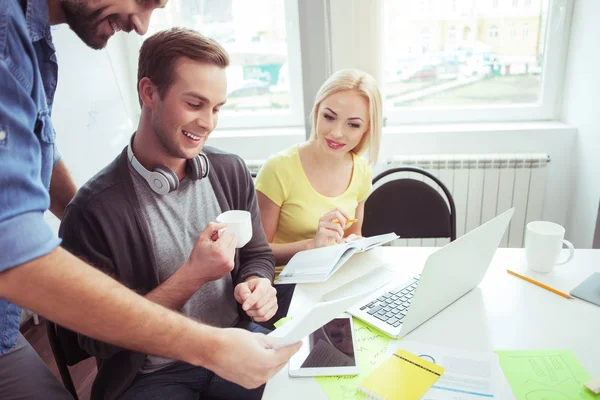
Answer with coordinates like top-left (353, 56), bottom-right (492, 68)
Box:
top-left (46, 321), bottom-right (91, 400)
top-left (362, 166), bottom-right (456, 241)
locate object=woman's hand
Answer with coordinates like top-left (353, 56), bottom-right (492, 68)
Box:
top-left (342, 234), bottom-right (362, 243)
top-left (311, 208), bottom-right (351, 248)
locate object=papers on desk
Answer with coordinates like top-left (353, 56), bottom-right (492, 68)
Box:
top-left (268, 291), bottom-right (374, 349)
top-left (386, 341), bottom-right (512, 399)
top-left (276, 233), bottom-right (398, 284)
top-left (496, 350), bottom-right (597, 400)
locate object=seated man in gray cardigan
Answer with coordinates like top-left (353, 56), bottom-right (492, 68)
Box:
top-left (60, 28), bottom-right (279, 400)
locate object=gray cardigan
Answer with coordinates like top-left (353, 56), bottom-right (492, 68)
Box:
top-left (59, 146), bottom-right (275, 400)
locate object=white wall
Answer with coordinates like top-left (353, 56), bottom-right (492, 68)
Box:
top-left (560, 0), bottom-right (600, 248)
top-left (52, 27), bottom-right (134, 188)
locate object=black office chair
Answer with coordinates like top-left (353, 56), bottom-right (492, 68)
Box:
top-left (46, 321), bottom-right (91, 400)
top-left (363, 166), bottom-right (456, 241)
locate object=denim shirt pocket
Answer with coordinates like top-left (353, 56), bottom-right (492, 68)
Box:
top-left (35, 109), bottom-right (55, 188)
top-left (35, 109), bottom-right (55, 144)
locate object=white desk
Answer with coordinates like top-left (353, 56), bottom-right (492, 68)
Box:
top-left (263, 247), bottom-right (600, 399)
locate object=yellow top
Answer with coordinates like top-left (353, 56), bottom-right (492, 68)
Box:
top-left (255, 144), bottom-right (372, 266)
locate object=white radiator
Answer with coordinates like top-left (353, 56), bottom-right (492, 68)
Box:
top-left (376, 153), bottom-right (550, 248)
top-left (246, 153), bottom-right (549, 248)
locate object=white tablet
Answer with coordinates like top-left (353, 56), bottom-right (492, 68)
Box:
top-left (288, 315), bottom-right (359, 377)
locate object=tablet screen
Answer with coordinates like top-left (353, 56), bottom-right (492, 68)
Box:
top-left (288, 317), bottom-right (358, 376)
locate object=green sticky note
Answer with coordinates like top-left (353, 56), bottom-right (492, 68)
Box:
top-left (315, 318), bottom-right (391, 399)
top-left (496, 350), bottom-right (600, 400)
top-left (273, 316), bottom-right (293, 329)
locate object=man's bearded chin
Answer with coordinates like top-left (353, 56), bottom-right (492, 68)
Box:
top-left (61, 2), bottom-right (108, 50)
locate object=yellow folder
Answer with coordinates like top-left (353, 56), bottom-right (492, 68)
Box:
top-left (358, 348), bottom-right (444, 400)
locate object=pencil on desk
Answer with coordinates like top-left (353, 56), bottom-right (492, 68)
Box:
top-left (507, 269), bottom-right (574, 299)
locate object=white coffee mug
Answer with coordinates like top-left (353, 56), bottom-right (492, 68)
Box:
top-left (525, 221), bottom-right (574, 273)
top-left (216, 210), bottom-right (252, 248)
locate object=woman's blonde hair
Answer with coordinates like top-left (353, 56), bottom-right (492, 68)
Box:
top-left (309, 69), bottom-right (382, 164)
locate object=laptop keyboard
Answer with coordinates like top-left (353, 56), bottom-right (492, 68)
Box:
top-left (358, 276), bottom-right (420, 328)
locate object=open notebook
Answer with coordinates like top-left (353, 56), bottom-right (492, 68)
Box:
top-left (276, 233), bottom-right (398, 284)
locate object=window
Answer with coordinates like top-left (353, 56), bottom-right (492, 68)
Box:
top-left (138, 0), bottom-right (304, 129)
top-left (382, 0), bottom-right (566, 123)
top-left (509, 23), bottom-right (517, 40)
top-left (449, 26), bottom-right (457, 40)
top-left (525, 0), bottom-right (532, 6)
top-left (493, 0), bottom-right (499, 9)
top-left (421, 28), bottom-right (432, 53)
top-left (512, 0), bottom-right (519, 7)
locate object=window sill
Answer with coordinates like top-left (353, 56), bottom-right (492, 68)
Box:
top-left (211, 121), bottom-right (573, 139)
top-left (211, 126), bottom-right (306, 138)
top-left (383, 121), bottom-right (574, 135)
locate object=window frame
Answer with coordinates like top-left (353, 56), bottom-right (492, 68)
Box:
top-left (113, 0), bottom-right (572, 130)
top-left (383, 0), bottom-right (574, 125)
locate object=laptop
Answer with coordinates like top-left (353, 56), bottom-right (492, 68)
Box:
top-left (348, 208), bottom-right (514, 338)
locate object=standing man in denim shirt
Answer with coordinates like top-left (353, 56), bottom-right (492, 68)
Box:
top-left (0, 1), bottom-right (300, 399)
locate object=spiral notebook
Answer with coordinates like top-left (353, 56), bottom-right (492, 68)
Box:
top-left (358, 348), bottom-right (444, 400)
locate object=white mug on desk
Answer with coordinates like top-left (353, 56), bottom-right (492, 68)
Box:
top-left (217, 210), bottom-right (252, 248)
top-left (525, 221), bottom-right (575, 273)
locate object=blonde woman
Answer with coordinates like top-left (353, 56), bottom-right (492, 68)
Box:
top-left (255, 69), bottom-right (382, 317)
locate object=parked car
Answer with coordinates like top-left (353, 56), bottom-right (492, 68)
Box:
top-left (404, 65), bottom-right (437, 81)
top-left (227, 79), bottom-right (270, 98)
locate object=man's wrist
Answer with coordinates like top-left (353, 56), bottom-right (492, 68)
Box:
top-left (245, 275), bottom-right (262, 283)
top-left (185, 322), bottom-right (223, 368)
top-left (180, 260), bottom-right (209, 288)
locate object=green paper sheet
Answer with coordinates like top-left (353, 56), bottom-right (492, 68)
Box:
top-left (315, 318), bottom-right (391, 399)
top-left (273, 316), bottom-right (293, 329)
top-left (496, 350), bottom-right (599, 400)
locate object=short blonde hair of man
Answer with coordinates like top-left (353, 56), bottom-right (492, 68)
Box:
top-left (309, 69), bottom-right (382, 164)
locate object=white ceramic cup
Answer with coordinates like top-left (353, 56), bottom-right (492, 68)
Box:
top-left (216, 210), bottom-right (252, 248)
top-left (525, 221), bottom-right (575, 273)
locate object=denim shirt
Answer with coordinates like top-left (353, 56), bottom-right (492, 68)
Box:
top-left (0, 0), bottom-right (62, 354)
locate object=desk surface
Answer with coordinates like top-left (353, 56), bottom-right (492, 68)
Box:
top-left (263, 247), bottom-right (600, 399)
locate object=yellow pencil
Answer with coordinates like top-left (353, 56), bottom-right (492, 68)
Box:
top-left (332, 218), bottom-right (357, 227)
top-left (507, 269), bottom-right (573, 299)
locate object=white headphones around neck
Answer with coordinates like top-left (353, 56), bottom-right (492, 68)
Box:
top-left (127, 136), bottom-right (210, 195)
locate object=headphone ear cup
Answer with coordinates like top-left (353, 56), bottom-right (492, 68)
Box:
top-left (198, 153), bottom-right (210, 179)
top-left (187, 156), bottom-right (202, 181)
top-left (187, 153), bottom-right (210, 180)
top-left (152, 166), bottom-right (179, 194)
